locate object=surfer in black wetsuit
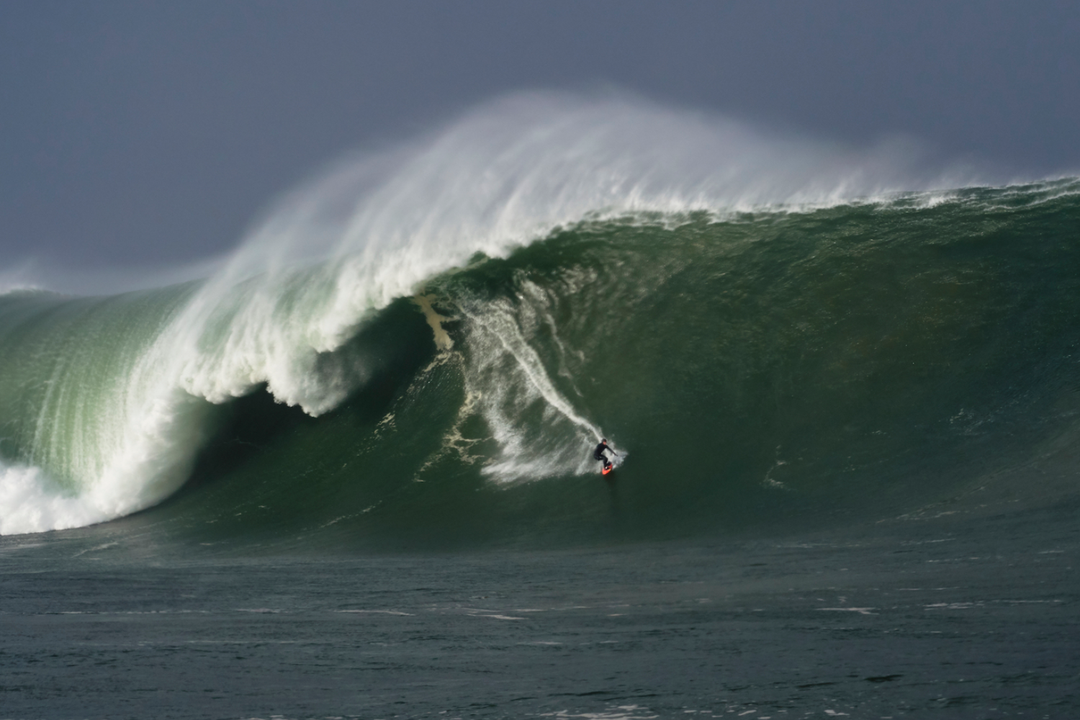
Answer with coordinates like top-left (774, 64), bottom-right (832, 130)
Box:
top-left (593, 439), bottom-right (614, 473)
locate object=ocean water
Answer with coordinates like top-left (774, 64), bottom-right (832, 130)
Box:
top-left (1, 97), bottom-right (1078, 718)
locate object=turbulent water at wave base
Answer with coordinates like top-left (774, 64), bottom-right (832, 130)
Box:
top-left (1, 97), bottom-right (1079, 718)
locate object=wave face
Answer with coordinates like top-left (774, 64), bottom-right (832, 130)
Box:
top-left (1, 95), bottom-right (1078, 547)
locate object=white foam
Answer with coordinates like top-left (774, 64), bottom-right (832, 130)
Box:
top-left (0, 462), bottom-right (104, 535)
top-left (0, 388), bottom-right (213, 535)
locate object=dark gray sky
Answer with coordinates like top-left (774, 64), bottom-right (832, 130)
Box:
top-left (2, 1), bottom-right (1078, 273)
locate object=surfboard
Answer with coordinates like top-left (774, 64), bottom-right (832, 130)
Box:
top-left (602, 462), bottom-right (614, 476)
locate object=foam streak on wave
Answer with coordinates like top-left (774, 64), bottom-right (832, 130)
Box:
top-left (457, 294), bottom-right (604, 482)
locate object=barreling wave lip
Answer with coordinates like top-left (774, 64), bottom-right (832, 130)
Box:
top-left (1, 91), bottom-right (1074, 539)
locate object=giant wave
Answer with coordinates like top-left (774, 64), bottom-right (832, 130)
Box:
top-left (1, 93), bottom-right (1078, 546)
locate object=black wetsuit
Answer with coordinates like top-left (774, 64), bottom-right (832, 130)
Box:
top-left (593, 442), bottom-right (613, 468)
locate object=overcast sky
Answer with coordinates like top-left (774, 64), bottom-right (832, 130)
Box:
top-left (2, 1), bottom-right (1078, 274)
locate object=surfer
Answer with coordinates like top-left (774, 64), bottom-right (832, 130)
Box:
top-left (593, 439), bottom-right (614, 473)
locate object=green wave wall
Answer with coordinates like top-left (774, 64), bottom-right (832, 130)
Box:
top-left (7, 181), bottom-right (1074, 548)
